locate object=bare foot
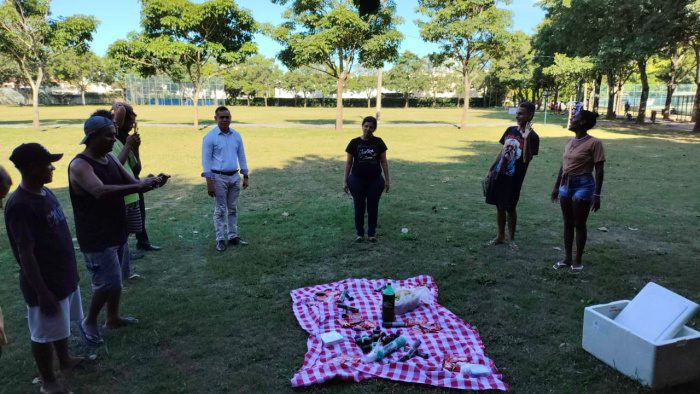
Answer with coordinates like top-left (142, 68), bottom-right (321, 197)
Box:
top-left (103, 316), bottom-right (138, 329)
top-left (487, 237), bottom-right (506, 246)
top-left (39, 380), bottom-right (68, 394)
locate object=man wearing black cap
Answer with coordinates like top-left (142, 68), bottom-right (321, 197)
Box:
top-left (68, 115), bottom-right (169, 345)
top-left (4, 143), bottom-right (85, 394)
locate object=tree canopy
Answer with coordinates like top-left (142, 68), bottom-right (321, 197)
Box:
top-left (108, 0), bottom-right (257, 128)
top-left (271, 0), bottom-right (402, 130)
top-left (417, 0), bottom-right (512, 128)
top-left (0, 0), bottom-right (97, 130)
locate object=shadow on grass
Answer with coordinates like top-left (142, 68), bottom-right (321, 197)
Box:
top-left (595, 118), bottom-right (700, 142)
top-left (0, 118), bottom-right (85, 126)
top-left (0, 134), bottom-right (699, 393)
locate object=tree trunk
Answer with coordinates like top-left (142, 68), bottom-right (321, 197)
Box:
top-left (615, 82), bottom-right (624, 118)
top-left (663, 84), bottom-right (675, 121)
top-left (404, 92), bottom-right (409, 108)
top-left (81, 89), bottom-right (86, 106)
top-left (303, 93), bottom-right (307, 108)
top-left (335, 73), bottom-right (344, 131)
top-left (593, 73), bottom-right (602, 112)
top-left (367, 96), bottom-right (370, 108)
top-left (693, 83), bottom-right (700, 131)
top-left (264, 95), bottom-right (268, 107)
top-left (29, 67), bottom-right (43, 131)
top-left (375, 67), bottom-right (383, 121)
top-left (636, 59), bottom-right (649, 124)
top-left (192, 83), bottom-right (201, 129)
top-left (692, 45), bottom-right (700, 131)
top-left (583, 82), bottom-right (588, 110)
top-left (460, 72), bottom-right (470, 129)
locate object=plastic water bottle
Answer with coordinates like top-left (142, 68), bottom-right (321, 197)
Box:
top-left (382, 282), bottom-right (395, 322)
top-left (361, 335), bottom-right (407, 363)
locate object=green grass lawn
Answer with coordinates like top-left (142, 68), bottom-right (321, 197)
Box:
top-left (0, 106), bottom-right (698, 393)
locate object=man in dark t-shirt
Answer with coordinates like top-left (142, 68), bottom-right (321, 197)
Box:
top-left (69, 115), bottom-right (170, 345)
top-left (4, 143), bottom-right (85, 394)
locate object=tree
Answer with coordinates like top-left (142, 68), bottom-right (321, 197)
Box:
top-left (616, 1), bottom-right (688, 123)
top-left (543, 54), bottom-right (594, 97)
top-left (108, 0), bottom-right (256, 129)
top-left (683, 1), bottom-right (700, 131)
top-left (491, 31), bottom-right (535, 105)
top-left (386, 51), bottom-right (428, 108)
top-left (653, 46), bottom-right (693, 120)
top-left (224, 55), bottom-right (282, 106)
top-left (423, 59), bottom-right (451, 107)
top-left (49, 50), bottom-right (104, 105)
top-left (281, 67), bottom-right (324, 107)
top-left (417, 0), bottom-right (511, 128)
top-left (271, 0), bottom-right (402, 130)
top-left (0, 53), bottom-right (24, 87)
top-left (0, 0), bottom-right (97, 130)
top-left (346, 69), bottom-right (377, 108)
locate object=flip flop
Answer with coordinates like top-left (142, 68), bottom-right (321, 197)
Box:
top-left (571, 265), bottom-right (584, 273)
top-left (102, 316), bottom-right (139, 330)
top-left (553, 261), bottom-right (570, 270)
top-left (78, 319), bottom-right (104, 346)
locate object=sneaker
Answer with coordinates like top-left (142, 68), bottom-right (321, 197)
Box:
top-left (128, 273), bottom-right (142, 280)
top-left (228, 237), bottom-right (249, 246)
top-left (216, 240), bottom-right (227, 252)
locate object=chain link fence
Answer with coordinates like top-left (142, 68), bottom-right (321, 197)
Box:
top-left (599, 84), bottom-right (696, 121)
top-left (124, 74), bottom-right (225, 106)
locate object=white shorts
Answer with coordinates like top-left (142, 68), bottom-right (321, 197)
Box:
top-left (27, 288), bottom-right (84, 343)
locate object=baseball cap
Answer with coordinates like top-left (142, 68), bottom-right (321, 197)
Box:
top-left (9, 143), bottom-right (63, 169)
top-left (81, 115), bottom-right (115, 144)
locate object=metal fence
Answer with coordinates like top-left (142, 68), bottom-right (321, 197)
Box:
top-left (124, 74), bottom-right (225, 106)
top-left (599, 84), bottom-right (696, 120)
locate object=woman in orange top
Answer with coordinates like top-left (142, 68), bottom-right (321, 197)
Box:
top-left (551, 110), bottom-right (605, 272)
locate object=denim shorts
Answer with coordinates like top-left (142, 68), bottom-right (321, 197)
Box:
top-left (82, 243), bottom-right (127, 292)
top-left (559, 174), bottom-right (595, 201)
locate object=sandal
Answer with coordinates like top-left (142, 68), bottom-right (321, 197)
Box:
top-left (553, 261), bottom-right (570, 270)
top-left (78, 319), bottom-right (104, 346)
top-left (368, 236), bottom-right (378, 243)
top-left (354, 236), bottom-right (363, 243)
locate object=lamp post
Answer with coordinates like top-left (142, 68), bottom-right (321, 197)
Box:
top-left (543, 90), bottom-right (550, 125)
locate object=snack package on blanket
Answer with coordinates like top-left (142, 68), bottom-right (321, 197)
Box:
top-left (443, 355), bottom-right (492, 377)
top-left (394, 285), bottom-right (431, 315)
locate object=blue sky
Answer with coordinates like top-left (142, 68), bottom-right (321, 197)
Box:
top-left (52, 0), bottom-right (545, 60)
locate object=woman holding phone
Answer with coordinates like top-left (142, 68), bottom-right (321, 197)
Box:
top-left (484, 101), bottom-right (540, 249)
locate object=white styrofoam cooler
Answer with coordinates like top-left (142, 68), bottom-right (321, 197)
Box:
top-left (582, 300), bottom-right (700, 388)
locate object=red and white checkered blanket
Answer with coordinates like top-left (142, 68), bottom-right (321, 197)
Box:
top-left (290, 275), bottom-right (508, 390)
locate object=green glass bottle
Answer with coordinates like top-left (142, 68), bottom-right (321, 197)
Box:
top-left (382, 282), bottom-right (395, 322)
